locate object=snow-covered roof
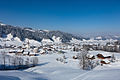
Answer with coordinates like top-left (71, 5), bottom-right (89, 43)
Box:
top-left (102, 59), bottom-right (110, 63)
top-left (29, 52), bottom-right (36, 54)
top-left (23, 52), bottom-right (29, 54)
top-left (87, 54), bottom-right (94, 58)
top-left (40, 49), bottom-right (46, 53)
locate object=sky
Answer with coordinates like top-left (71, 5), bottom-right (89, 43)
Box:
top-left (0, 0), bottom-right (120, 34)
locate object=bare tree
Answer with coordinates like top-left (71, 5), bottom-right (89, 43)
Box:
top-left (32, 57), bottom-right (38, 66)
top-left (8, 55), bottom-right (11, 68)
top-left (77, 49), bottom-right (94, 70)
top-left (12, 56), bottom-right (17, 69)
top-left (1, 51), bottom-right (6, 69)
top-left (25, 57), bottom-right (30, 67)
top-left (111, 54), bottom-right (115, 62)
top-left (18, 57), bottom-right (24, 67)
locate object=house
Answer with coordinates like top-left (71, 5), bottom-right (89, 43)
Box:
top-left (87, 54), bottom-right (95, 60)
top-left (97, 53), bottom-right (112, 59)
top-left (29, 52), bottom-right (36, 56)
top-left (96, 54), bottom-right (105, 59)
top-left (9, 50), bottom-right (17, 54)
top-left (73, 56), bottom-right (78, 59)
top-left (17, 46), bottom-right (22, 49)
top-left (40, 49), bottom-right (46, 54)
top-left (33, 48), bottom-right (39, 53)
top-left (16, 49), bottom-right (24, 55)
top-left (23, 52), bottom-right (29, 56)
top-left (101, 59), bottom-right (110, 64)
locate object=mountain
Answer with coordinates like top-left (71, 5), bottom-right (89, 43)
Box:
top-left (76, 32), bottom-right (120, 40)
top-left (94, 35), bottom-right (120, 40)
top-left (0, 23), bottom-right (83, 43)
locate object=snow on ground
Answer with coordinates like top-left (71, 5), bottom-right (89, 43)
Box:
top-left (6, 33), bottom-right (13, 40)
top-left (41, 38), bottom-right (53, 43)
top-left (43, 30), bottom-right (50, 32)
top-left (25, 38), bottom-right (41, 46)
top-left (52, 36), bottom-right (62, 43)
top-left (0, 50), bottom-right (120, 80)
top-left (70, 38), bottom-right (81, 43)
top-left (14, 37), bottom-right (22, 42)
top-left (25, 29), bottom-right (35, 32)
top-left (24, 50), bottom-right (120, 80)
top-left (0, 70), bottom-right (48, 80)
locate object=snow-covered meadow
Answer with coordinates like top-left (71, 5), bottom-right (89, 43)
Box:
top-left (0, 34), bottom-right (120, 80)
top-left (0, 50), bottom-right (120, 80)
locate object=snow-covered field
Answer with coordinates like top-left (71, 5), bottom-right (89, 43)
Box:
top-left (0, 35), bottom-right (120, 80)
top-left (0, 70), bottom-right (48, 80)
top-left (0, 50), bottom-right (120, 80)
top-left (26, 51), bottom-right (120, 80)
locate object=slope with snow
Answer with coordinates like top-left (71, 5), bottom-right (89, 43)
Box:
top-left (24, 50), bottom-right (120, 80)
top-left (41, 38), bottom-right (53, 43)
top-left (52, 36), bottom-right (62, 43)
top-left (0, 48), bottom-right (120, 80)
top-left (0, 70), bottom-right (49, 80)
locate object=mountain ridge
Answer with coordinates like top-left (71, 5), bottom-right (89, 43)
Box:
top-left (0, 23), bottom-right (83, 42)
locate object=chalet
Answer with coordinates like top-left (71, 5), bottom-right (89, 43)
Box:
top-left (29, 52), bottom-right (36, 56)
top-left (22, 46), bottom-right (26, 50)
top-left (17, 46), bottom-right (22, 49)
top-left (73, 56), bottom-right (78, 59)
top-left (9, 50), bottom-right (17, 54)
top-left (87, 54), bottom-right (95, 60)
top-left (23, 52), bottom-right (29, 56)
top-left (16, 49), bottom-right (24, 55)
top-left (97, 54), bottom-right (111, 59)
top-left (96, 54), bottom-right (105, 59)
top-left (101, 59), bottom-right (110, 64)
top-left (33, 48), bottom-right (39, 53)
top-left (40, 49), bottom-right (46, 54)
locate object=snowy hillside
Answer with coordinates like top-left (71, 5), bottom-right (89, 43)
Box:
top-left (0, 70), bottom-right (48, 80)
top-left (0, 51), bottom-right (120, 80)
top-left (0, 32), bottom-right (120, 80)
top-left (25, 51), bottom-right (120, 80)
top-left (0, 24), bottom-right (83, 43)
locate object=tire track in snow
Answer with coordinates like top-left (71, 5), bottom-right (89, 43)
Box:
top-left (70, 71), bottom-right (92, 80)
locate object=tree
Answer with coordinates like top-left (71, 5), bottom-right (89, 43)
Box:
top-left (111, 54), bottom-right (115, 62)
top-left (25, 57), bottom-right (30, 67)
top-left (77, 49), bottom-right (94, 70)
top-left (18, 57), bottom-right (24, 67)
top-left (1, 51), bottom-right (6, 70)
top-left (12, 55), bottom-right (18, 69)
top-left (32, 57), bottom-right (38, 66)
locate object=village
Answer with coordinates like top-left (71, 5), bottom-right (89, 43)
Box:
top-left (0, 36), bottom-right (119, 70)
